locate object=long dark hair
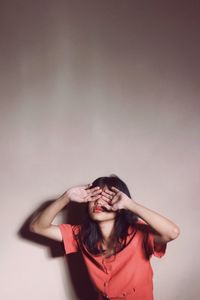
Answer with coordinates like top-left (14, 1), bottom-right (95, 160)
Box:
top-left (79, 174), bottom-right (138, 256)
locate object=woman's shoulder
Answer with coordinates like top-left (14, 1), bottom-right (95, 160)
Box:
top-left (61, 223), bottom-right (82, 236)
top-left (71, 223), bottom-right (82, 234)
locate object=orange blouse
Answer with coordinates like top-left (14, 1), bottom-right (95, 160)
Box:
top-left (59, 220), bottom-right (167, 300)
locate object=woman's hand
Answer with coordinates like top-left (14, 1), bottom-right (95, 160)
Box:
top-left (100, 186), bottom-right (133, 211)
top-left (65, 184), bottom-right (102, 203)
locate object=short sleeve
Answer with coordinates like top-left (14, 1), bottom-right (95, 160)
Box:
top-left (59, 224), bottom-right (80, 254)
top-left (140, 222), bottom-right (167, 258)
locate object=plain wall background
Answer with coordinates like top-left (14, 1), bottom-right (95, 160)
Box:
top-left (1, 1), bottom-right (199, 299)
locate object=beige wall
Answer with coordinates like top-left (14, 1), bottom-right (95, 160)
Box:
top-left (1, 1), bottom-right (199, 299)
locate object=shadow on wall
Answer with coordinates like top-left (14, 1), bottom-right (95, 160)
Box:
top-left (18, 200), bottom-right (98, 300)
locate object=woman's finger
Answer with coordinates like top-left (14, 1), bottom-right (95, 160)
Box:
top-left (98, 199), bottom-right (113, 211)
top-left (85, 184), bottom-right (100, 190)
top-left (95, 197), bottom-right (111, 207)
top-left (103, 188), bottom-right (115, 196)
top-left (85, 183), bottom-right (92, 189)
top-left (101, 195), bottom-right (112, 203)
top-left (91, 189), bottom-right (102, 197)
top-left (112, 204), bottom-right (118, 211)
top-left (80, 184), bottom-right (92, 190)
top-left (111, 197), bottom-right (119, 205)
top-left (85, 193), bottom-right (101, 202)
top-left (102, 191), bottom-right (115, 200)
top-left (91, 194), bottom-right (102, 201)
top-left (110, 186), bottom-right (120, 193)
top-left (101, 192), bottom-right (113, 200)
top-left (103, 203), bottom-right (113, 211)
top-left (103, 201), bottom-right (118, 211)
top-left (87, 186), bottom-right (101, 194)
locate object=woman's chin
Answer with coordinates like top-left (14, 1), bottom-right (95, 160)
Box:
top-left (89, 211), bottom-right (116, 222)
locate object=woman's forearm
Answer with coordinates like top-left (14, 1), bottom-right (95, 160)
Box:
top-left (31, 192), bottom-right (70, 230)
top-left (126, 200), bottom-right (180, 242)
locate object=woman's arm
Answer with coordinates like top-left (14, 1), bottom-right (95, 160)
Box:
top-left (30, 192), bottom-right (70, 241)
top-left (101, 186), bottom-right (180, 244)
top-left (126, 200), bottom-right (180, 243)
top-left (30, 185), bottom-right (102, 242)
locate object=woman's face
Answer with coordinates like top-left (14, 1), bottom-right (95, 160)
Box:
top-left (88, 185), bottom-right (117, 222)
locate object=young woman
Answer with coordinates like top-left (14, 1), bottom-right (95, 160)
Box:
top-left (30, 175), bottom-right (180, 300)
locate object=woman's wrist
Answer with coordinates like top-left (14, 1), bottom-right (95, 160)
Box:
top-left (58, 191), bottom-right (70, 205)
top-left (124, 197), bottom-right (137, 212)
